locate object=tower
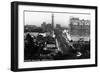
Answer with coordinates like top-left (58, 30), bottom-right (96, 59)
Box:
top-left (52, 13), bottom-right (54, 30)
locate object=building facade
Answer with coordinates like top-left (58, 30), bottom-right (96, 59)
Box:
top-left (69, 17), bottom-right (90, 37)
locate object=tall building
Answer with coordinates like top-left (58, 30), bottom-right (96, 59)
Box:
top-left (41, 22), bottom-right (46, 32)
top-left (46, 23), bottom-right (52, 32)
top-left (69, 17), bottom-right (90, 36)
top-left (56, 24), bottom-right (61, 29)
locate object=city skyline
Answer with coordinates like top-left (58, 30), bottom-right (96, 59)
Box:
top-left (25, 11), bottom-right (91, 27)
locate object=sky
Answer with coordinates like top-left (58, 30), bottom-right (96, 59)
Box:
top-left (25, 11), bottom-right (91, 27)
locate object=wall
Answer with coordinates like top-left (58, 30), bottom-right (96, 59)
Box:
top-left (0, 0), bottom-right (99, 73)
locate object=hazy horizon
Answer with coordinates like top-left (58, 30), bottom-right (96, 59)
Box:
top-left (25, 11), bottom-right (91, 27)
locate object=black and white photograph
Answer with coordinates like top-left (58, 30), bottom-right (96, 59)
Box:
top-left (11, 1), bottom-right (97, 71)
top-left (24, 11), bottom-right (91, 62)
